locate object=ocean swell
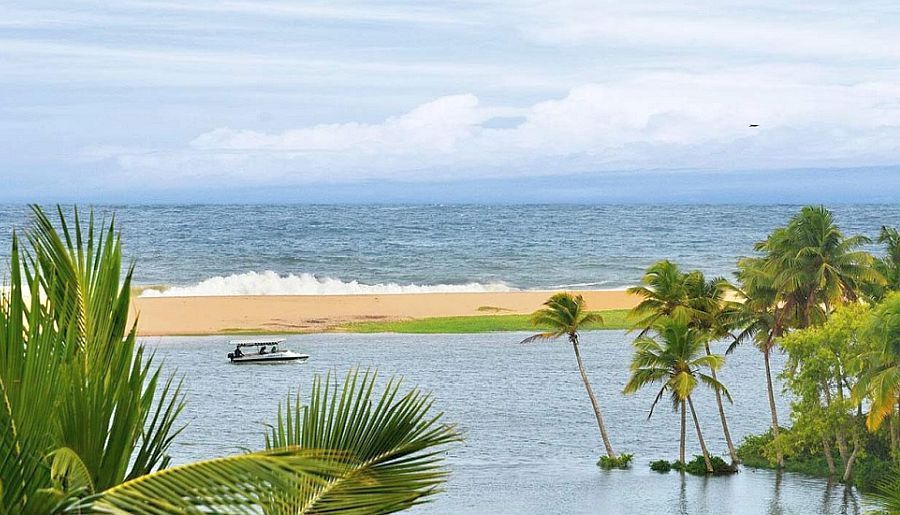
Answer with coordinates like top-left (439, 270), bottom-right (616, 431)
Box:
top-left (139, 271), bottom-right (518, 297)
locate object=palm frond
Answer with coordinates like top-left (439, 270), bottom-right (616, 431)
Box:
top-left (264, 369), bottom-right (460, 514)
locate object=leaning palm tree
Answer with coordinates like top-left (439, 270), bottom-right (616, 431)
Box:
top-left (0, 206), bottom-right (459, 514)
top-left (522, 292), bottom-right (617, 459)
top-left (628, 261), bottom-right (740, 463)
top-left (623, 318), bottom-right (731, 473)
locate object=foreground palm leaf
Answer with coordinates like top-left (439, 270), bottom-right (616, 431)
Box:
top-left (72, 448), bottom-right (347, 514)
top-left (264, 369), bottom-right (460, 514)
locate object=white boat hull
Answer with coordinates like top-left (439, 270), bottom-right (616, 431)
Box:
top-left (229, 350), bottom-right (309, 364)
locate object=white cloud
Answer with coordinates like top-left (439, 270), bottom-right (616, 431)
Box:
top-left (514, 1), bottom-right (900, 61)
top-left (100, 68), bottom-right (900, 185)
top-left (192, 94), bottom-right (495, 154)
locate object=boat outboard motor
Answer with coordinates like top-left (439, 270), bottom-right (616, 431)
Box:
top-left (227, 352), bottom-right (235, 360)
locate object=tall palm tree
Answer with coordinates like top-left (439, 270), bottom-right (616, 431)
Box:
top-left (0, 206), bottom-right (459, 514)
top-left (758, 205), bottom-right (882, 326)
top-left (628, 261), bottom-right (740, 463)
top-left (732, 256), bottom-right (787, 467)
top-left (522, 292), bottom-right (617, 459)
top-left (623, 318), bottom-right (731, 472)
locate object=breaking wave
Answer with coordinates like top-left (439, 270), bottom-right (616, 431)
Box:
top-left (139, 271), bottom-right (518, 297)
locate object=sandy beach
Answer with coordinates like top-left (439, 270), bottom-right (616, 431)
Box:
top-left (129, 290), bottom-right (640, 336)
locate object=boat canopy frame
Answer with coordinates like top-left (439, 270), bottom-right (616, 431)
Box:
top-left (230, 338), bottom-right (286, 348)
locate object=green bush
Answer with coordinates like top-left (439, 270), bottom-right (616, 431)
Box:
top-left (737, 430), bottom-right (896, 492)
top-left (853, 456), bottom-right (894, 492)
top-left (650, 460), bottom-right (672, 472)
top-left (597, 453), bottom-right (633, 470)
top-left (736, 430), bottom-right (775, 467)
top-left (674, 455), bottom-right (737, 476)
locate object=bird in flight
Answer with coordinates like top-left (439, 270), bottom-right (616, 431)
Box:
top-left (749, 124), bottom-right (759, 127)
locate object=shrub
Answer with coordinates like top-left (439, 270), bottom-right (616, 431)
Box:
top-left (677, 455), bottom-right (737, 476)
top-left (597, 453), bottom-right (633, 470)
top-left (650, 460), bottom-right (672, 472)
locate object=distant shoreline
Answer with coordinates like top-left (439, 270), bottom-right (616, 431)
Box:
top-left (129, 290), bottom-right (640, 336)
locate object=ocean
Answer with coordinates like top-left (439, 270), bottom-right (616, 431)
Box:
top-left (0, 204), bottom-right (897, 294)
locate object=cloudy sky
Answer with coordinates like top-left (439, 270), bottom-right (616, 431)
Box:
top-left (2, 0), bottom-right (899, 202)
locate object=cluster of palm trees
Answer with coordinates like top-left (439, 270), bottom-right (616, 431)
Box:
top-left (525, 206), bottom-right (897, 478)
top-left (0, 207), bottom-right (459, 514)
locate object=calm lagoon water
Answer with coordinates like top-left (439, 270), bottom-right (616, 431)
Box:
top-left (144, 331), bottom-right (874, 515)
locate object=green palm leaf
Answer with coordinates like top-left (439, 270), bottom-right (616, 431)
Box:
top-left (263, 369), bottom-right (460, 515)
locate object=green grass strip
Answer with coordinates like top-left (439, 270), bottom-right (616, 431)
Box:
top-left (335, 309), bottom-right (630, 334)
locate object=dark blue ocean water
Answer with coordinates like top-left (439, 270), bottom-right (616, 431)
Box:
top-left (0, 204), bottom-right (897, 293)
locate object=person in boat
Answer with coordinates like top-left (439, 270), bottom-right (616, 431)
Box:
top-left (271, 345), bottom-right (277, 353)
top-left (233, 345), bottom-right (243, 358)
top-left (259, 345), bottom-right (267, 355)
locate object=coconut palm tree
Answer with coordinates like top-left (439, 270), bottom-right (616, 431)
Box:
top-left (869, 225), bottom-right (900, 301)
top-left (758, 205), bottom-right (882, 326)
top-left (623, 318), bottom-right (731, 472)
top-left (522, 292), bottom-right (617, 459)
top-left (628, 261), bottom-right (740, 463)
top-left (854, 292), bottom-right (900, 443)
top-left (731, 256), bottom-right (789, 467)
top-left (0, 206), bottom-right (459, 514)
top-left (627, 260), bottom-right (697, 333)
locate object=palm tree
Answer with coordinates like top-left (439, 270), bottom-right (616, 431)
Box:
top-left (733, 206), bottom-right (882, 467)
top-left (522, 292), bottom-right (617, 459)
top-left (870, 225), bottom-right (900, 301)
top-left (758, 205), bottom-right (882, 327)
top-left (854, 292), bottom-right (899, 444)
top-left (623, 318), bottom-right (731, 472)
top-left (732, 256), bottom-right (787, 467)
top-left (0, 206), bottom-right (459, 514)
top-left (627, 260), bottom-right (697, 333)
top-left (628, 261), bottom-right (740, 463)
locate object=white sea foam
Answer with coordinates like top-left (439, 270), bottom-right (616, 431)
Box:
top-left (139, 271), bottom-right (518, 297)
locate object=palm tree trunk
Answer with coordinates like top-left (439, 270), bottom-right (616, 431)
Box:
top-left (680, 400), bottom-right (687, 467)
top-left (570, 335), bottom-right (616, 459)
top-left (822, 436), bottom-right (836, 476)
top-left (705, 342), bottom-right (738, 464)
top-left (687, 395), bottom-right (713, 473)
top-left (763, 346), bottom-right (783, 467)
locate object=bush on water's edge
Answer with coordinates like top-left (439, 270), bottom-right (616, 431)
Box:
top-left (337, 309), bottom-right (631, 334)
top-left (598, 453), bottom-right (633, 470)
top-left (650, 460), bottom-right (672, 472)
top-left (737, 430), bottom-right (895, 492)
top-left (648, 456), bottom-right (736, 475)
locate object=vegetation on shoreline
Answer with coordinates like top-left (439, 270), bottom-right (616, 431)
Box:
top-left (336, 309), bottom-right (630, 333)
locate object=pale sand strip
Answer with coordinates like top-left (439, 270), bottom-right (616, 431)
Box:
top-left (130, 290), bottom-right (640, 336)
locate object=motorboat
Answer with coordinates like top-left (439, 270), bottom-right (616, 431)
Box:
top-left (226, 338), bottom-right (309, 364)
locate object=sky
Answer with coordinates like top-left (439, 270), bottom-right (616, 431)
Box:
top-left (1, 0), bottom-right (899, 202)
